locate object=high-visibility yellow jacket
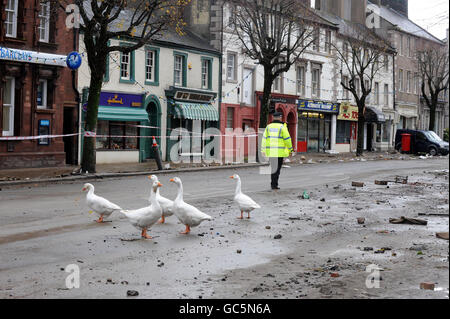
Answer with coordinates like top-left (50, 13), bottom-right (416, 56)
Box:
top-left (261, 121), bottom-right (294, 158)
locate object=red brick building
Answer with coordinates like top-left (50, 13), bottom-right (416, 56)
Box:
top-left (0, 0), bottom-right (78, 169)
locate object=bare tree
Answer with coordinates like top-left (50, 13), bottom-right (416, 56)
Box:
top-left (54, 0), bottom-right (190, 173)
top-left (417, 47), bottom-right (449, 132)
top-left (227, 0), bottom-right (319, 128)
top-left (332, 22), bottom-right (391, 156)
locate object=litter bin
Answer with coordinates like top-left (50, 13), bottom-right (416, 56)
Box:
top-left (401, 133), bottom-right (411, 153)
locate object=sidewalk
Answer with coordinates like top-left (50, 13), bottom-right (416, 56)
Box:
top-left (0, 151), bottom-right (445, 187)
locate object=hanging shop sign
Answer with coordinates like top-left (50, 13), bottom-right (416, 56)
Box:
top-left (337, 102), bottom-right (359, 121)
top-left (296, 99), bottom-right (339, 114)
top-left (66, 51), bottom-right (82, 70)
top-left (0, 46), bottom-right (68, 67)
top-left (99, 92), bottom-right (143, 108)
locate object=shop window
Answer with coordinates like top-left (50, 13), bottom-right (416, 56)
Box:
top-left (95, 121), bottom-right (139, 150)
top-left (37, 79), bottom-right (48, 109)
top-left (336, 121), bottom-right (351, 144)
top-left (382, 121), bottom-right (390, 142)
top-left (5, 0), bottom-right (18, 37)
top-left (2, 77), bottom-right (15, 136)
top-left (38, 1), bottom-right (50, 42)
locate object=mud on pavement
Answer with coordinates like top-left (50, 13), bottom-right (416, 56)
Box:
top-left (207, 169), bottom-right (449, 299)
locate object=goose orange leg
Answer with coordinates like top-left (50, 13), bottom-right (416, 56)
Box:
top-left (238, 211), bottom-right (243, 219)
top-left (158, 215), bottom-right (165, 224)
top-left (96, 214), bottom-right (104, 223)
top-left (247, 212), bottom-right (251, 219)
top-left (141, 229), bottom-right (153, 239)
top-left (180, 225), bottom-right (191, 234)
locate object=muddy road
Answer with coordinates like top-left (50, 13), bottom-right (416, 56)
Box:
top-left (0, 158), bottom-right (448, 298)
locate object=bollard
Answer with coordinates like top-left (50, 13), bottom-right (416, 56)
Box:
top-left (152, 136), bottom-right (163, 171)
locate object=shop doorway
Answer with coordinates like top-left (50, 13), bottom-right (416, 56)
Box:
top-left (298, 112), bottom-right (331, 152)
top-left (63, 107), bottom-right (77, 165)
top-left (366, 123), bottom-right (374, 151)
top-left (145, 96), bottom-right (161, 159)
top-left (286, 112), bottom-right (296, 150)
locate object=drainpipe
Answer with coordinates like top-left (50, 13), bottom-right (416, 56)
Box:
top-left (72, 27), bottom-right (81, 166)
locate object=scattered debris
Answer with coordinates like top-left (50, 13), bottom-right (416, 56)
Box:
top-left (389, 216), bottom-right (427, 225)
top-left (265, 226), bottom-right (271, 229)
top-left (236, 249), bottom-right (242, 254)
top-left (274, 234), bottom-right (282, 239)
top-left (375, 180), bottom-right (388, 185)
top-left (420, 282), bottom-right (435, 290)
top-left (363, 247), bottom-right (374, 251)
top-left (410, 245), bottom-right (427, 251)
top-left (127, 290), bottom-right (139, 297)
top-left (330, 273), bottom-right (340, 278)
top-left (394, 176), bottom-right (408, 184)
top-left (301, 191), bottom-right (310, 199)
top-left (352, 182), bottom-right (364, 187)
top-left (436, 232), bottom-right (449, 240)
top-left (357, 217), bottom-right (365, 224)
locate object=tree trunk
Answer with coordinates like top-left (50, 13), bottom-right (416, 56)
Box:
top-left (260, 66), bottom-right (274, 128)
top-left (428, 95), bottom-right (438, 132)
top-left (356, 102), bottom-right (365, 156)
top-left (81, 74), bottom-right (103, 173)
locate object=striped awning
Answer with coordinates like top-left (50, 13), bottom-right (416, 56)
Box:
top-left (171, 101), bottom-right (219, 121)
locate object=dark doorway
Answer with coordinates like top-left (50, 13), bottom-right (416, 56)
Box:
top-left (366, 123), bottom-right (373, 151)
top-left (63, 107), bottom-right (77, 165)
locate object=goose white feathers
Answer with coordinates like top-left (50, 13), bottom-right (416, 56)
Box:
top-left (120, 180), bottom-right (163, 239)
top-left (148, 175), bottom-right (174, 223)
top-left (82, 183), bottom-right (122, 223)
top-left (230, 174), bottom-right (261, 219)
top-left (169, 177), bottom-right (212, 234)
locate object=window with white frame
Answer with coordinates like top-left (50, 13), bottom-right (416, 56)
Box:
top-left (174, 55), bottom-right (183, 86)
top-left (226, 52), bottom-right (237, 81)
top-left (37, 79), bottom-right (48, 109)
top-left (226, 107), bottom-right (234, 129)
top-left (296, 65), bottom-right (306, 96)
top-left (414, 72), bottom-right (419, 94)
top-left (364, 79), bottom-right (370, 102)
top-left (201, 59), bottom-right (209, 89)
top-left (374, 82), bottom-right (379, 105)
top-left (384, 84), bottom-right (389, 106)
top-left (311, 64), bottom-right (321, 97)
top-left (398, 69), bottom-right (403, 91)
top-left (5, 0), bottom-right (19, 37)
top-left (313, 28), bottom-right (320, 51)
top-left (273, 62), bottom-right (283, 93)
top-left (399, 34), bottom-right (404, 55)
top-left (120, 52), bottom-right (130, 79)
top-left (342, 76), bottom-right (349, 100)
top-left (325, 30), bottom-right (332, 53)
top-left (407, 71), bottom-right (412, 93)
top-left (145, 50), bottom-right (155, 82)
top-left (355, 78), bottom-right (360, 97)
top-left (384, 54), bottom-right (389, 71)
top-left (38, 1), bottom-right (50, 42)
top-left (2, 77), bottom-right (15, 136)
top-left (407, 37), bottom-right (411, 57)
top-left (343, 42), bottom-right (349, 60)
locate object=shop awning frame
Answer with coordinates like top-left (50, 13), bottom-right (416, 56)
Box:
top-left (170, 101), bottom-right (219, 121)
top-left (364, 106), bottom-right (386, 123)
top-left (98, 106), bottom-right (149, 121)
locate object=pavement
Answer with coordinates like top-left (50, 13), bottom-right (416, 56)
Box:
top-left (0, 151), bottom-right (438, 187)
top-left (0, 157), bottom-right (448, 299)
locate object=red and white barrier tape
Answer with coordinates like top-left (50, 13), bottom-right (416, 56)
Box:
top-left (0, 133), bottom-right (80, 141)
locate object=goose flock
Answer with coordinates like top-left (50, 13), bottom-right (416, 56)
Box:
top-left (82, 174), bottom-right (259, 239)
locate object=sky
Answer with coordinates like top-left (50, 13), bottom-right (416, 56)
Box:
top-left (408, 0), bottom-right (449, 40)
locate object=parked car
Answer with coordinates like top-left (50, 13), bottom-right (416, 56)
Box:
top-left (395, 129), bottom-right (449, 156)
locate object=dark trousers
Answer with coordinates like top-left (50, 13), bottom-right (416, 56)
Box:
top-left (270, 157), bottom-right (284, 188)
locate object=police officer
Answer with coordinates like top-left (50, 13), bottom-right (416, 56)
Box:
top-left (261, 112), bottom-right (294, 190)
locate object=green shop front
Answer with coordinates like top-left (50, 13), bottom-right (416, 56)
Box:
top-left (165, 88), bottom-right (219, 162)
top-left (81, 90), bottom-right (152, 164)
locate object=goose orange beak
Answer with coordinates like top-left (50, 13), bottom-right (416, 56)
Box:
top-left (158, 182), bottom-right (163, 187)
top-left (82, 187), bottom-right (86, 191)
top-left (169, 178), bottom-right (175, 182)
top-left (229, 176), bottom-right (234, 179)
top-left (147, 175), bottom-right (152, 179)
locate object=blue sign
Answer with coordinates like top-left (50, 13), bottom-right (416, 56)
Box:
top-left (39, 119), bottom-right (50, 126)
top-left (297, 99), bottom-right (339, 114)
top-left (99, 92), bottom-right (143, 108)
top-left (66, 51), bottom-right (82, 70)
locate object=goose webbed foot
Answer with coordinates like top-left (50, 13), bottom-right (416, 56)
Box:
top-left (180, 225), bottom-right (191, 234)
top-left (141, 229), bottom-right (153, 239)
top-left (158, 216), bottom-right (165, 224)
top-left (95, 215), bottom-right (104, 223)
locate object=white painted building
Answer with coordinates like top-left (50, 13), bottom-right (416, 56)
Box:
top-left (78, 29), bottom-right (221, 164)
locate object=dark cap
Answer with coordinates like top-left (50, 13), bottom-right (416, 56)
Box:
top-left (272, 112), bottom-right (283, 118)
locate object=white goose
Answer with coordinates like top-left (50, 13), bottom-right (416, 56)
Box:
top-left (82, 183), bottom-right (122, 223)
top-left (230, 174), bottom-right (261, 219)
top-left (169, 177), bottom-right (212, 234)
top-left (148, 175), bottom-right (174, 224)
top-left (120, 180), bottom-right (163, 239)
